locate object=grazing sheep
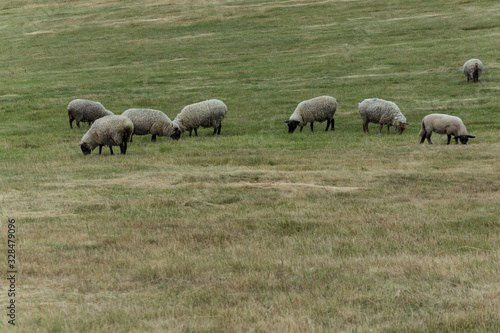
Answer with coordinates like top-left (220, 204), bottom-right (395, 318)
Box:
top-left (80, 115), bottom-right (134, 155)
top-left (463, 59), bottom-right (483, 83)
top-left (285, 96), bottom-right (337, 133)
top-left (172, 99), bottom-right (227, 136)
top-left (419, 113), bottom-right (475, 145)
top-left (121, 108), bottom-right (181, 142)
top-left (358, 98), bottom-right (409, 134)
top-left (67, 99), bottom-right (114, 128)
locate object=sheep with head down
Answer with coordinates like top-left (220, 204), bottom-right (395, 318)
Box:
top-left (285, 96), bottom-right (337, 133)
top-left (67, 99), bottom-right (114, 128)
top-left (121, 108), bottom-right (181, 142)
top-left (80, 115), bottom-right (134, 155)
top-left (173, 99), bottom-right (227, 137)
top-left (358, 98), bottom-right (409, 134)
top-left (419, 114), bottom-right (475, 145)
top-left (463, 59), bottom-right (483, 83)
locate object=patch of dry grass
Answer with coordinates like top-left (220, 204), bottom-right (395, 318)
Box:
top-left (1, 141), bottom-right (499, 331)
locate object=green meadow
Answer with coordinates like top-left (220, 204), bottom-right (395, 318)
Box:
top-left (1, 0), bottom-right (499, 331)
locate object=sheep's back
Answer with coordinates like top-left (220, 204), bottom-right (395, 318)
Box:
top-left (422, 114), bottom-right (466, 135)
top-left (176, 99), bottom-right (227, 129)
top-left (68, 99), bottom-right (113, 122)
top-left (359, 99), bottom-right (401, 124)
top-left (293, 96), bottom-right (336, 124)
top-left (82, 115), bottom-right (133, 147)
top-left (122, 108), bottom-right (170, 135)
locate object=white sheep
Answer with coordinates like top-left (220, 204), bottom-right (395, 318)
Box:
top-left (172, 99), bottom-right (227, 136)
top-left (463, 59), bottom-right (483, 83)
top-left (419, 113), bottom-right (475, 145)
top-left (121, 108), bottom-right (181, 142)
top-left (285, 96), bottom-right (337, 133)
top-left (67, 99), bottom-right (114, 128)
top-left (358, 98), bottom-right (409, 134)
top-left (80, 115), bottom-right (134, 155)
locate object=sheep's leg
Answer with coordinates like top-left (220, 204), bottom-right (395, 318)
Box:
top-left (194, 128), bottom-right (198, 136)
top-left (69, 118), bottom-right (73, 129)
top-left (387, 124), bottom-right (391, 134)
top-left (447, 134), bottom-right (451, 145)
top-left (212, 127), bottom-right (217, 135)
top-left (420, 132), bottom-right (426, 144)
top-left (130, 134), bottom-right (133, 143)
top-left (331, 118), bottom-right (335, 131)
top-left (310, 122), bottom-right (314, 132)
top-left (325, 119), bottom-right (331, 131)
top-left (76, 121), bottom-right (80, 128)
top-left (120, 142), bottom-right (126, 154)
top-left (98, 145), bottom-right (103, 154)
top-left (426, 133), bottom-right (432, 144)
top-left (109, 146), bottom-right (114, 155)
top-left (217, 124), bottom-right (222, 135)
top-left (151, 134), bottom-right (156, 142)
top-left (362, 123), bottom-right (369, 133)
top-left (300, 126), bottom-right (303, 132)
top-left (454, 136), bottom-right (459, 144)
top-left (379, 124), bottom-right (383, 133)
top-left (188, 130), bottom-right (192, 137)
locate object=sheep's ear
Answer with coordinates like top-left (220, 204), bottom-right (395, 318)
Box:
top-left (467, 135), bottom-right (475, 138)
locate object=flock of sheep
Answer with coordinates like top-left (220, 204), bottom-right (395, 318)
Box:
top-left (71, 98), bottom-right (227, 155)
top-left (72, 59), bottom-right (481, 155)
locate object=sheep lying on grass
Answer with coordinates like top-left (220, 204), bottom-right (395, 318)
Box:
top-left (463, 59), bottom-right (483, 83)
top-left (67, 99), bottom-right (114, 128)
top-left (358, 98), bottom-right (409, 134)
top-left (80, 115), bottom-right (134, 155)
top-left (122, 108), bottom-right (181, 142)
top-left (173, 99), bottom-right (228, 136)
top-left (419, 114), bottom-right (475, 145)
top-left (285, 96), bottom-right (337, 133)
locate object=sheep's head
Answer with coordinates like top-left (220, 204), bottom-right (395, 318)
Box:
top-left (285, 120), bottom-right (300, 133)
top-left (396, 122), bottom-right (410, 134)
top-left (80, 142), bottom-right (92, 155)
top-left (171, 127), bottom-right (181, 141)
top-left (456, 135), bottom-right (475, 144)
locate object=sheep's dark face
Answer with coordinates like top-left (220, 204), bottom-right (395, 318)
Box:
top-left (396, 122), bottom-right (409, 134)
top-left (457, 135), bottom-right (475, 144)
top-left (285, 120), bottom-right (300, 133)
top-left (80, 142), bottom-right (92, 155)
top-left (171, 128), bottom-right (181, 141)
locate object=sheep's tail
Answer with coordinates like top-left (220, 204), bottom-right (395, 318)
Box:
top-left (418, 120), bottom-right (426, 137)
top-left (123, 127), bottom-right (133, 143)
top-left (473, 63), bottom-right (480, 82)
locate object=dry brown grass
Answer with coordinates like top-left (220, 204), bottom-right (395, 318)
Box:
top-left (1, 141), bottom-right (499, 331)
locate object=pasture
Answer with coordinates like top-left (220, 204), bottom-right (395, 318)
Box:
top-left (1, 0), bottom-right (499, 331)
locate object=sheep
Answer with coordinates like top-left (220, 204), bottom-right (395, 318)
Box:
top-left (463, 59), bottom-right (483, 83)
top-left (419, 113), bottom-right (475, 145)
top-left (358, 98), bottom-right (409, 134)
top-left (121, 108), bottom-right (181, 142)
top-left (67, 99), bottom-right (114, 129)
top-left (172, 99), bottom-right (227, 136)
top-left (285, 96), bottom-right (337, 133)
top-left (80, 115), bottom-right (134, 155)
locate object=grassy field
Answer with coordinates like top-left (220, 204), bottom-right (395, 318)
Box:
top-left (1, 0), bottom-right (500, 331)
